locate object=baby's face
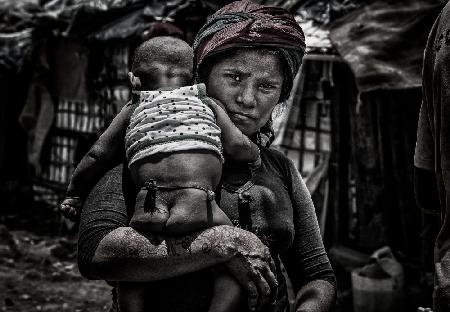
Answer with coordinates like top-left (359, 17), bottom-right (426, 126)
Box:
top-left (133, 61), bottom-right (193, 90)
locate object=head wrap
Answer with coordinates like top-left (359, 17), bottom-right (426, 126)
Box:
top-left (193, 0), bottom-right (306, 103)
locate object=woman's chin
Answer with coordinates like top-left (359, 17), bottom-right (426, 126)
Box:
top-left (230, 115), bottom-right (254, 134)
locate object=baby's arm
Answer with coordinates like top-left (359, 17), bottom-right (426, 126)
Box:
top-left (61, 102), bottom-right (136, 220)
top-left (206, 98), bottom-right (260, 164)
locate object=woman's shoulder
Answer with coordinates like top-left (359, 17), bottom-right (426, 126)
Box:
top-left (259, 146), bottom-right (300, 181)
top-left (260, 146), bottom-right (295, 168)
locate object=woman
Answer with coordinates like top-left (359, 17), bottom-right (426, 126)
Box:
top-left (77, 1), bottom-right (336, 311)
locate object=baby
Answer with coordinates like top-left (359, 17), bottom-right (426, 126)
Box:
top-left (61, 36), bottom-right (259, 312)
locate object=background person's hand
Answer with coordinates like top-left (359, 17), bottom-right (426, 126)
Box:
top-left (225, 229), bottom-right (278, 311)
top-left (417, 307), bottom-right (433, 312)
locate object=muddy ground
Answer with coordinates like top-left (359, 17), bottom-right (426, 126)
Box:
top-left (0, 200), bottom-right (436, 312)
top-left (0, 210), bottom-right (111, 312)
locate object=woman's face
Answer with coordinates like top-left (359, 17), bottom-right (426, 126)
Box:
top-left (205, 49), bottom-right (284, 136)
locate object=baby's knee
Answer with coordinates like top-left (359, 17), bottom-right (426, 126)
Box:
top-left (117, 282), bottom-right (146, 312)
top-left (209, 272), bottom-right (245, 312)
top-left (214, 273), bottom-right (242, 293)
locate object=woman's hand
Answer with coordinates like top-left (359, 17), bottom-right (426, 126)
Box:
top-left (226, 254), bottom-right (278, 312)
top-left (222, 227), bottom-right (278, 312)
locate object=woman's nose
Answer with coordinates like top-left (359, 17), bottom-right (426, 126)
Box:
top-left (236, 83), bottom-right (257, 108)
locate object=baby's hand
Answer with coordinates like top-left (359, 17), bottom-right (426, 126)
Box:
top-left (128, 72), bottom-right (141, 90)
top-left (207, 97), bottom-right (227, 111)
top-left (60, 196), bottom-right (83, 221)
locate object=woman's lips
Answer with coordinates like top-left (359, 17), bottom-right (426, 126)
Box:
top-left (229, 112), bottom-right (255, 121)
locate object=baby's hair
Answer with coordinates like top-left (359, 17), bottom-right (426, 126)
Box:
top-left (131, 36), bottom-right (193, 71)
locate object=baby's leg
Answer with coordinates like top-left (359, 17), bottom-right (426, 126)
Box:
top-left (129, 188), bottom-right (170, 233)
top-left (165, 188), bottom-right (232, 233)
top-left (208, 269), bottom-right (244, 312)
top-left (117, 282), bottom-right (146, 312)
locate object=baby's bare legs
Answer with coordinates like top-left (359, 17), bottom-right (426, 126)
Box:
top-left (117, 271), bottom-right (243, 312)
top-left (165, 188), bottom-right (232, 233)
top-left (117, 282), bottom-right (146, 312)
top-left (209, 270), bottom-right (244, 312)
top-left (130, 187), bottom-right (231, 234)
top-left (129, 152), bottom-right (227, 233)
top-left (129, 187), bottom-right (170, 233)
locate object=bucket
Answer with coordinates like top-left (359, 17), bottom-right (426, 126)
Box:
top-left (351, 246), bottom-right (404, 312)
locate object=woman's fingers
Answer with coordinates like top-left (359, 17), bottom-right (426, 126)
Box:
top-left (246, 281), bottom-right (258, 311)
top-left (225, 258), bottom-right (259, 311)
top-left (268, 257), bottom-right (277, 277)
top-left (225, 254), bottom-right (278, 312)
top-left (261, 264), bottom-right (278, 303)
top-left (249, 269), bottom-right (271, 311)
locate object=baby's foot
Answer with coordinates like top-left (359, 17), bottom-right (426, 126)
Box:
top-left (60, 197), bottom-right (83, 221)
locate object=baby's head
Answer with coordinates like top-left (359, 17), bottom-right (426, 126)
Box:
top-left (130, 36), bottom-right (193, 90)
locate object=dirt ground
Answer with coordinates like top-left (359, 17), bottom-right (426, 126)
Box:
top-left (0, 226), bottom-right (111, 312)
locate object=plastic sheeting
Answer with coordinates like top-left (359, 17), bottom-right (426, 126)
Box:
top-left (0, 1), bottom-right (41, 73)
top-left (293, 0), bottom-right (362, 52)
top-left (0, 0), bottom-right (213, 72)
top-left (330, 0), bottom-right (445, 93)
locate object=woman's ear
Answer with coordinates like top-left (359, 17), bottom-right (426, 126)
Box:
top-left (128, 72), bottom-right (141, 90)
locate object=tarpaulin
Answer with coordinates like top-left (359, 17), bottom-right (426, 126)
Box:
top-left (330, 0), bottom-right (445, 93)
top-left (0, 0), bottom-right (222, 71)
top-left (292, 0), bottom-right (362, 52)
top-left (0, 1), bottom-right (41, 73)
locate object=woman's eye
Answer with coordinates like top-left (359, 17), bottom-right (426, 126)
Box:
top-left (260, 83), bottom-right (275, 91)
top-left (226, 74), bottom-right (241, 82)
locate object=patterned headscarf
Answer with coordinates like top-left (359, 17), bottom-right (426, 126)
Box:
top-left (193, 0), bottom-right (306, 103)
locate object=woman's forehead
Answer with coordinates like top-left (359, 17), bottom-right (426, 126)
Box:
top-left (216, 49), bottom-right (283, 77)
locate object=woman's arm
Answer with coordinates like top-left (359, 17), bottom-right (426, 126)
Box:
top-left (294, 280), bottom-right (336, 312)
top-left (78, 164), bottom-right (277, 310)
top-left (280, 158), bottom-right (336, 312)
top-left (90, 223), bottom-right (271, 282)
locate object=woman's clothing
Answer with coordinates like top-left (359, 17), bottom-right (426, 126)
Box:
top-left (220, 147), bottom-right (335, 292)
top-left (78, 146), bottom-right (335, 312)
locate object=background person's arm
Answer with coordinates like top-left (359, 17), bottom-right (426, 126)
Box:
top-left (280, 158), bottom-right (336, 312)
top-left (414, 166), bottom-right (440, 215)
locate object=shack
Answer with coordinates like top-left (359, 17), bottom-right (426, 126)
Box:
top-left (0, 0), bottom-right (445, 310)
